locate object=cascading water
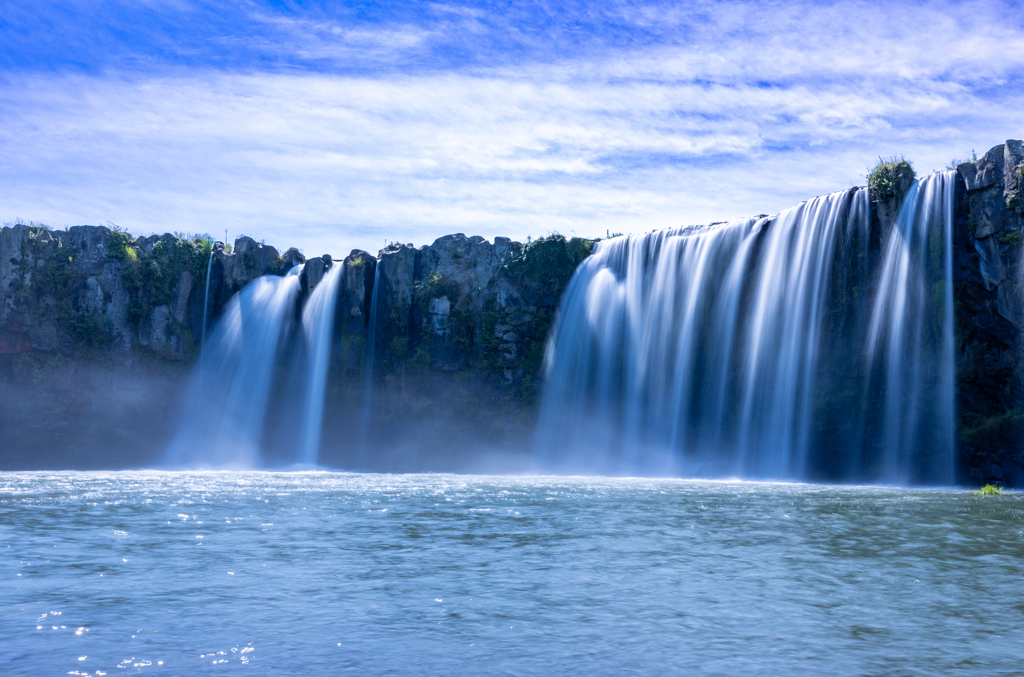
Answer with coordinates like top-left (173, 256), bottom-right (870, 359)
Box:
top-left (866, 172), bottom-right (957, 484)
top-left (536, 217), bottom-right (763, 475)
top-left (295, 262), bottom-right (344, 466)
top-left (735, 190), bottom-right (850, 477)
top-left (201, 246), bottom-right (214, 352)
top-left (165, 266), bottom-right (301, 468)
top-left (536, 174), bottom-right (956, 483)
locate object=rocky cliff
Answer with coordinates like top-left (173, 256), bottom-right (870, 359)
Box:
top-left (0, 220), bottom-right (592, 469)
top-left (2, 139), bottom-right (1023, 480)
top-left (952, 140), bottom-right (1024, 485)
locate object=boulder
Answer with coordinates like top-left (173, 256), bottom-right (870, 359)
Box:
top-left (225, 236), bottom-right (284, 290)
top-left (302, 256), bottom-right (326, 294)
top-left (959, 143), bottom-right (1005, 193)
top-left (339, 250), bottom-right (375, 335)
top-left (281, 247), bottom-right (305, 269)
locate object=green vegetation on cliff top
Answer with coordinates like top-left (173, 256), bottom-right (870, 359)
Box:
top-left (868, 156), bottom-right (916, 202)
top-left (108, 229), bottom-right (211, 330)
top-left (502, 234), bottom-right (595, 303)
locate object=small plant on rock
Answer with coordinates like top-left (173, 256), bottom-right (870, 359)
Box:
top-left (1000, 229), bottom-right (1022, 246)
top-left (414, 272), bottom-right (460, 308)
top-left (974, 484), bottom-right (1004, 496)
top-left (868, 156), bottom-right (915, 202)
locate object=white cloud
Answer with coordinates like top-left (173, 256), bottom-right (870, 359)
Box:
top-left (1, 0), bottom-right (1023, 255)
top-left (249, 13), bottom-right (433, 62)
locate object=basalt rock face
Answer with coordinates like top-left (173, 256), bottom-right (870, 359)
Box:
top-left (318, 233), bottom-right (594, 469)
top-left (953, 141), bottom-right (1024, 485)
top-left (356, 233), bottom-right (592, 394)
top-left (374, 235), bottom-right (592, 388)
top-left (338, 250), bottom-right (375, 336)
top-left (0, 226), bottom-right (300, 363)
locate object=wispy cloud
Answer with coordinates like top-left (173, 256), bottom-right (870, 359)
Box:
top-left (246, 14), bottom-right (434, 64)
top-left (1, 0), bottom-right (1022, 255)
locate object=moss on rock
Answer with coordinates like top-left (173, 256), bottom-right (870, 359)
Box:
top-left (501, 235), bottom-right (594, 304)
top-left (868, 156), bottom-right (916, 203)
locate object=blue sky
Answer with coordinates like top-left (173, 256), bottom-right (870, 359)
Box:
top-left (2, 0), bottom-right (1023, 257)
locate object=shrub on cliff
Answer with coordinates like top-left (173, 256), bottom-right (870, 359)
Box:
top-left (4, 225), bottom-right (115, 350)
top-left (868, 156), bottom-right (915, 202)
top-left (961, 407), bottom-right (1021, 449)
top-left (501, 234), bottom-right (594, 305)
top-left (414, 272), bottom-right (461, 309)
top-left (107, 230), bottom-right (212, 330)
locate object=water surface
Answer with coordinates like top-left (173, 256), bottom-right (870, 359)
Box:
top-left (2, 472), bottom-right (1022, 675)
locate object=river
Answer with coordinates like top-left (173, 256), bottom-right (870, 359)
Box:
top-left (2, 472), bottom-right (1022, 675)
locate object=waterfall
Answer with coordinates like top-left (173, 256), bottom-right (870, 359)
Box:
top-left (164, 266), bottom-right (301, 468)
top-left (536, 176), bottom-right (955, 483)
top-left (734, 192), bottom-right (846, 478)
top-left (866, 172), bottom-right (956, 484)
top-left (296, 262), bottom-right (344, 466)
top-left (535, 216), bottom-right (766, 476)
top-left (201, 246), bottom-right (214, 352)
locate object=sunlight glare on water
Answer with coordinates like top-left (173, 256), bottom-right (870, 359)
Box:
top-left (1, 472), bottom-right (1023, 675)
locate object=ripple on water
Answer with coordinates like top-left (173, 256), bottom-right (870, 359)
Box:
top-left (0, 472), bottom-right (1022, 675)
